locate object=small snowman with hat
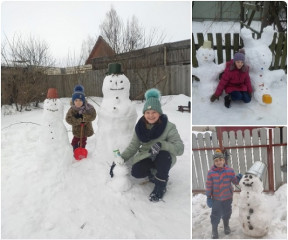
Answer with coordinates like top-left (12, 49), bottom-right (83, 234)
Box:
top-left (192, 40), bottom-right (226, 101)
top-left (238, 161), bottom-right (270, 237)
top-left (39, 88), bottom-right (72, 170)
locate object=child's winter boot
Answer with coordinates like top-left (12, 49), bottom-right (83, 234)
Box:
top-left (149, 176), bottom-right (167, 202)
top-left (211, 224), bottom-right (219, 239)
top-left (224, 95), bottom-right (231, 108)
top-left (223, 219), bottom-right (231, 234)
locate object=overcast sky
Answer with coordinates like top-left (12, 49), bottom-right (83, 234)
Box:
top-left (1, 1), bottom-right (191, 66)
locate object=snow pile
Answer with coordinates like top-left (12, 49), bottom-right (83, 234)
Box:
top-left (1, 94), bottom-right (191, 238)
top-left (192, 184), bottom-right (287, 239)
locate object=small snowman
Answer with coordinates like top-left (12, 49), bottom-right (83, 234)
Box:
top-left (39, 88), bottom-right (73, 171)
top-left (238, 161), bottom-right (270, 237)
top-left (95, 63), bottom-right (138, 154)
top-left (240, 26), bottom-right (285, 105)
top-left (107, 150), bottom-right (132, 192)
top-left (192, 40), bottom-right (226, 101)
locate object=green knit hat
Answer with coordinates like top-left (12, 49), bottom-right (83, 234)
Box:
top-left (143, 88), bottom-right (163, 114)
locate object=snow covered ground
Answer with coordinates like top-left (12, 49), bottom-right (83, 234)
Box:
top-left (192, 84), bottom-right (287, 125)
top-left (192, 184), bottom-right (287, 239)
top-left (1, 94), bottom-right (191, 238)
top-left (192, 21), bottom-right (287, 125)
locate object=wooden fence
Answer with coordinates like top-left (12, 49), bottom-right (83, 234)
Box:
top-left (91, 39), bottom-right (190, 70)
top-left (192, 32), bottom-right (287, 71)
top-left (44, 65), bottom-right (190, 100)
top-left (192, 127), bottom-right (287, 193)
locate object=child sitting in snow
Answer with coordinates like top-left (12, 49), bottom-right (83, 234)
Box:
top-left (206, 149), bottom-right (242, 239)
top-left (210, 49), bottom-right (253, 108)
top-left (115, 88), bottom-right (184, 202)
top-left (66, 85), bottom-right (96, 153)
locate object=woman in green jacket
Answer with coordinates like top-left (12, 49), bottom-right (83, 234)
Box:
top-left (118, 88), bottom-right (184, 202)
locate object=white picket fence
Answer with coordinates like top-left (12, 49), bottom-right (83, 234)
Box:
top-left (192, 127), bottom-right (287, 192)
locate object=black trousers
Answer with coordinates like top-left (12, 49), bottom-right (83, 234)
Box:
top-left (131, 151), bottom-right (172, 180)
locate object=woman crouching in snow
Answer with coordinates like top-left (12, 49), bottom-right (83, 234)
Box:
top-left (115, 88), bottom-right (184, 202)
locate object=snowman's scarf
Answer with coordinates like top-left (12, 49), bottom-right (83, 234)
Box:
top-left (135, 114), bottom-right (168, 142)
top-left (72, 102), bottom-right (94, 115)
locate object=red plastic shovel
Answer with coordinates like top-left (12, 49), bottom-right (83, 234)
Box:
top-left (74, 123), bottom-right (88, 160)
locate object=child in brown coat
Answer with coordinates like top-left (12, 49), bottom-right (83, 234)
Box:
top-left (66, 85), bottom-right (96, 152)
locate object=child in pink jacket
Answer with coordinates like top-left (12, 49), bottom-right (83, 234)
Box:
top-left (210, 50), bottom-right (253, 108)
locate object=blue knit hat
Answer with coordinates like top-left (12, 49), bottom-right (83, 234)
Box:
top-left (143, 88), bottom-right (163, 114)
top-left (72, 85), bottom-right (85, 103)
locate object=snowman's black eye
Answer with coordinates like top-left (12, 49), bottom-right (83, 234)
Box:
top-left (249, 175), bottom-right (253, 179)
top-left (110, 80), bottom-right (112, 82)
top-left (244, 175), bottom-right (248, 178)
top-left (120, 81), bottom-right (123, 83)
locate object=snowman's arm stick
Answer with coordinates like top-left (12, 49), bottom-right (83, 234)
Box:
top-left (109, 162), bottom-right (116, 178)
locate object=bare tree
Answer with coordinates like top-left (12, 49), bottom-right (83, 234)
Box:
top-left (100, 6), bottom-right (166, 53)
top-left (122, 16), bottom-right (143, 52)
top-left (1, 33), bottom-right (55, 111)
top-left (100, 7), bottom-right (123, 54)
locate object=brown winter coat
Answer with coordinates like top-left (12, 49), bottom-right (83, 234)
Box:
top-left (65, 102), bottom-right (96, 138)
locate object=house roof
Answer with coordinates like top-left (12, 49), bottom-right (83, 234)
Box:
top-left (85, 36), bottom-right (115, 65)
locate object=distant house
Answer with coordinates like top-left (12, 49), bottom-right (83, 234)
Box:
top-left (85, 36), bottom-right (115, 65)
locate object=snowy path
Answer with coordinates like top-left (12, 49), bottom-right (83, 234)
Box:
top-left (1, 95), bottom-right (191, 238)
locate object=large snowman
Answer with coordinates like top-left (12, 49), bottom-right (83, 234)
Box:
top-left (240, 26), bottom-right (285, 105)
top-left (96, 63), bottom-right (138, 153)
top-left (39, 88), bottom-right (73, 171)
top-left (95, 63), bottom-right (137, 191)
top-left (192, 40), bottom-right (226, 101)
top-left (238, 162), bottom-right (270, 237)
